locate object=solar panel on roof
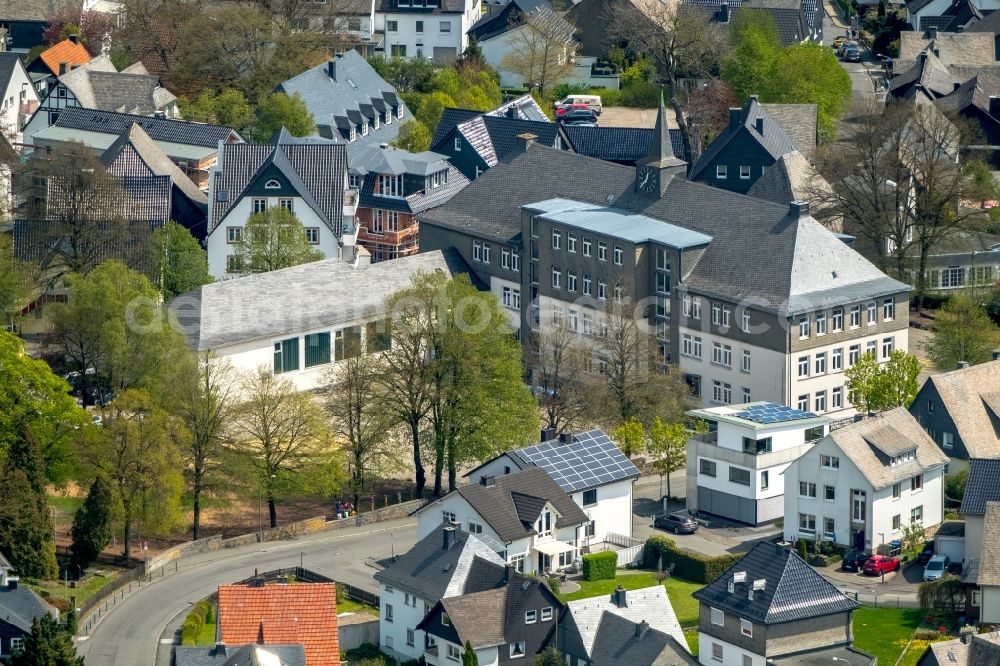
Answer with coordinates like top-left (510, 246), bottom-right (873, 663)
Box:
top-left (733, 403), bottom-right (819, 424)
top-left (511, 429), bottom-right (639, 492)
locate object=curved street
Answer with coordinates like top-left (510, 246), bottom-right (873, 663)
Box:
top-left (76, 518), bottom-right (417, 666)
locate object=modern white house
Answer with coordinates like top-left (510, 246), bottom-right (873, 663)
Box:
top-left (376, 0), bottom-right (481, 62)
top-left (686, 402), bottom-right (831, 526)
top-left (465, 428), bottom-right (640, 544)
top-left (414, 467), bottom-right (590, 576)
top-left (0, 52), bottom-right (39, 144)
top-left (783, 407), bottom-right (948, 551)
top-left (168, 249), bottom-right (472, 391)
top-left (373, 524), bottom-right (508, 662)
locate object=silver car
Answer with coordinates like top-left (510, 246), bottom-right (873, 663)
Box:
top-left (923, 554), bottom-right (951, 581)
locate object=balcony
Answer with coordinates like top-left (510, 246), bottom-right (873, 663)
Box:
top-left (343, 188), bottom-right (359, 217)
top-left (688, 436), bottom-right (817, 470)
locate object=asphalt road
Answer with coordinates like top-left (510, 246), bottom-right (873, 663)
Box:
top-left (821, 0), bottom-right (879, 115)
top-left (76, 518), bottom-right (417, 666)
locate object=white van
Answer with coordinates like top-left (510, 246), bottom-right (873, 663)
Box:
top-left (554, 95), bottom-right (602, 115)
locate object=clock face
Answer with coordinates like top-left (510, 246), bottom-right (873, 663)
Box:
top-left (640, 167), bottom-right (658, 193)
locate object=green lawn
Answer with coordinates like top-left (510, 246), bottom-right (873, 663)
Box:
top-left (558, 571), bottom-right (702, 627)
top-left (25, 571), bottom-right (120, 608)
top-left (47, 494), bottom-right (84, 516)
top-left (852, 607), bottom-right (923, 666)
top-left (338, 597), bottom-right (380, 616)
top-left (683, 628), bottom-right (699, 656)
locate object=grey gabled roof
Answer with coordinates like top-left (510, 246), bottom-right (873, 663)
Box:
top-left (966, 7), bottom-right (1000, 32)
top-left (563, 125), bottom-right (685, 164)
top-left (0, 551), bottom-right (11, 570)
top-left (373, 524), bottom-right (507, 602)
top-left (57, 54), bottom-right (176, 114)
top-left (54, 106), bottom-right (240, 147)
top-left (563, 585), bottom-right (687, 659)
top-left (432, 107), bottom-right (483, 148)
top-left (960, 458), bottom-right (1000, 515)
top-left (586, 613), bottom-right (697, 666)
top-left (976, 502), bottom-right (1000, 586)
top-left (899, 31), bottom-right (996, 68)
top-left (347, 142), bottom-right (449, 177)
top-left (2, 0), bottom-right (82, 21)
top-left (747, 151), bottom-right (842, 232)
top-left (358, 165), bottom-right (469, 215)
top-left (174, 644), bottom-right (306, 666)
top-left (919, 361), bottom-right (1000, 459)
top-left (169, 248), bottom-right (473, 351)
top-left (743, 0), bottom-right (812, 46)
top-left (452, 467), bottom-right (589, 541)
top-left (0, 587), bottom-right (59, 633)
top-left (0, 53), bottom-right (26, 99)
top-left (101, 123), bottom-right (208, 208)
top-left (693, 541), bottom-right (859, 625)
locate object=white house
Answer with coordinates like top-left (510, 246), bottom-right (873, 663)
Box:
top-left (415, 467), bottom-right (590, 576)
top-left (204, 134), bottom-right (359, 280)
top-left (686, 402), bottom-right (831, 526)
top-left (373, 524), bottom-right (508, 662)
top-left (958, 459), bottom-right (1000, 624)
top-left (376, 0), bottom-right (481, 62)
top-left (465, 428), bottom-right (639, 544)
top-left (168, 249), bottom-right (472, 391)
top-left (784, 407), bottom-right (948, 551)
top-left (473, 2), bottom-right (577, 90)
top-left (0, 52), bottom-right (39, 144)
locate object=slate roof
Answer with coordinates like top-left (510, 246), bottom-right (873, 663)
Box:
top-left (56, 54), bottom-right (177, 114)
top-left (379, 0), bottom-right (467, 12)
top-left (960, 458), bottom-right (1000, 515)
top-left (419, 143), bottom-right (908, 316)
top-left (174, 644), bottom-right (307, 666)
top-left (689, 97), bottom-right (811, 182)
top-left (966, 8), bottom-right (1000, 33)
top-left (432, 107), bottom-right (483, 147)
top-left (0, 551), bottom-right (10, 570)
top-left (0, 54), bottom-right (24, 103)
top-left (38, 38), bottom-right (91, 77)
top-left (928, 632), bottom-right (1000, 666)
top-left (359, 165), bottom-right (470, 215)
top-left (899, 32), bottom-right (997, 67)
top-left (562, 125), bottom-right (685, 164)
top-left (448, 467), bottom-right (589, 541)
top-left (101, 123), bottom-right (208, 209)
top-left (0, 586), bottom-right (59, 633)
top-left (976, 502), bottom-right (1000, 586)
top-left (920, 361), bottom-right (1000, 459)
top-left (935, 70), bottom-right (1000, 119)
top-left (217, 583), bottom-right (338, 666)
top-left (431, 95), bottom-right (555, 159)
top-left (2, 0), bottom-right (82, 21)
top-left (584, 613), bottom-right (697, 666)
top-left (277, 51), bottom-right (408, 145)
top-left (347, 142), bottom-right (449, 177)
top-left (53, 106), bottom-right (240, 148)
top-left (824, 408), bottom-right (949, 490)
top-left (468, 0), bottom-right (552, 41)
top-left (693, 541), bottom-right (859, 624)
top-left (760, 103), bottom-right (818, 162)
top-left (907, 0), bottom-right (936, 14)
top-left (563, 585), bottom-right (687, 659)
top-left (210, 140), bottom-right (346, 232)
top-left (746, 150), bottom-right (842, 230)
top-left (743, 0), bottom-right (812, 45)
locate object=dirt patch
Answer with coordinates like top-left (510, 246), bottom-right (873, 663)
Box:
top-left (600, 106), bottom-right (679, 130)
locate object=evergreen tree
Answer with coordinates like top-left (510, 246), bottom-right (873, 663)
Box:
top-left (0, 428), bottom-right (59, 578)
top-left (9, 615), bottom-right (84, 666)
top-left (462, 641), bottom-right (479, 666)
top-left (70, 475), bottom-right (115, 570)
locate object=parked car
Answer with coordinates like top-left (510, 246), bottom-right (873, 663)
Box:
top-left (554, 94), bottom-right (602, 116)
top-left (843, 46), bottom-right (862, 63)
top-left (842, 550), bottom-right (872, 572)
top-left (832, 35), bottom-right (851, 49)
top-left (863, 555), bottom-right (900, 576)
top-left (838, 40), bottom-right (858, 58)
top-left (559, 109), bottom-right (598, 125)
top-left (923, 555), bottom-right (951, 582)
top-left (654, 512), bottom-right (698, 534)
top-left (564, 120), bottom-right (597, 127)
top-left (916, 542), bottom-right (935, 566)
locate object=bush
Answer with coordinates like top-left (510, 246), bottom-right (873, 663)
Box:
top-left (797, 539), bottom-right (808, 560)
top-left (582, 551), bottom-right (618, 581)
top-left (180, 599), bottom-right (214, 646)
top-left (945, 469), bottom-right (968, 503)
top-left (643, 534), bottom-right (745, 584)
top-left (600, 82), bottom-right (661, 108)
top-left (547, 575), bottom-right (561, 594)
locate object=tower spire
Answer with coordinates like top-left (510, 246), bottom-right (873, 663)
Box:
top-left (646, 89), bottom-right (671, 164)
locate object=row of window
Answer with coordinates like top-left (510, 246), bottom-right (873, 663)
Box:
top-left (797, 299), bottom-right (895, 340)
top-left (272, 322), bottom-right (391, 374)
top-left (682, 335), bottom-right (750, 372)
top-left (369, 209), bottom-right (400, 234)
top-left (473, 240), bottom-right (521, 270)
top-left (926, 265), bottom-right (997, 290)
top-left (548, 304), bottom-right (603, 337)
top-left (385, 19), bottom-right (451, 33)
top-left (714, 164), bottom-right (754, 180)
top-left (794, 388), bottom-right (845, 413)
top-left (682, 295), bottom-right (752, 332)
top-left (550, 229), bottom-right (624, 264)
top-left (551, 269), bottom-right (621, 300)
top-left (699, 459), bottom-right (763, 489)
top-left (346, 106), bottom-right (402, 141)
top-left (797, 338), bottom-right (895, 379)
top-left (252, 197), bottom-right (295, 215)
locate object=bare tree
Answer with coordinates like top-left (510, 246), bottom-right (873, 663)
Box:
top-left (499, 9), bottom-right (577, 98)
top-left (529, 324), bottom-right (594, 434)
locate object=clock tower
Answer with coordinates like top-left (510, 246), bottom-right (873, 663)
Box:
top-left (635, 92), bottom-right (687, 196)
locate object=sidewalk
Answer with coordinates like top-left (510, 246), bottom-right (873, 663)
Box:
top-left (823, 0), bottom-right (850, 30)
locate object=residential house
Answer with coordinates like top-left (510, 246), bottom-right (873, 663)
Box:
top-left (904, 231), bottom-right (1000, 290)
top-left (0, 51), bottom-right (40, 143)
top-left (419, 102), bottom-right (911, 413)
top-left (965, 7), bottom-right (1000, 60)
top-left (0, 565), bottom-right (59, 661)
top-left (888, 48), bottom-right (1000, 104)
top-left (204, 134), bottom-right (357, 279)
top-left (898, 28), bottom-right (999, 69)
top-left (934, 69), bottom-right (1000, 168)
top-left (918, 630), bottom-right (1000, 665)
top-left (376, 0), bottom-right (479, 62)
top-left (216, 581), bottom-right (339, 666)
top-left (465, 428), bottom-right (640, 544)
top-left (416, 569), bottom-right (562, 666)
top-left (1, 1), bottom-right (83, 52)
top-left (958, 458), bottom-right (1000, 623)
top-left (909, 358), bottom-right (1000, 465)
top-left (21, 54), bottom-right (180, 143)
top-left (561, 124), bottom-right (685, 167)
top-left (686, 402), bottom-right (830, 526)
top-left (347, 141), bottom-right (469, 261)
top-left (560, 584), bottom-right (694, 666)
top-left (746, 150), bottom-right (843, 232)
top-left (414, 467), bottom-right (590, 575)
top-left (170, 249), bottom-right (470, 390)
top-left (277, 51), bottom-right (409, 144)
top-left (372, 524), bottom-right (507, 661)
top-left (31, 106), bottom-right (242, 190)
top-left (688, 96), bottom-right (818, 195)
top-left (291, 0), bottom-right (382, 57)
top-left (174, 644), bottom-right (307, 666)
top-left (783, 408), bottom-right (948, 551)
top-left (27, 36), bottom-right (91, 94)
top-left (905, 0), bottom-right (1000, 32)
top-left (430, 95), bottom-right (564, 181)
top-left (693, 541), bottom-right (872, 665)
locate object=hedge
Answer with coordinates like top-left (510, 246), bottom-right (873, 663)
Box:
top-left (180, 599), bottom-right (214, 646)
top-left (582, 551), bottom-right (618, 581)
top-left (643, 534), bottom-right (745, 584)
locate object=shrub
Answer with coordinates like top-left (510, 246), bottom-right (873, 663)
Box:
top-left (582, 551), bottom-right (618, 581)
top-left (547, 575), bottom-right (561, 594)
top-left (797, 539), bottom-right (808, 560)
top-left (643, 535), bottom-right (745, 584)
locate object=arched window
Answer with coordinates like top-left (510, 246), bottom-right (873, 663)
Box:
top-left (264, 179), bottom-right (281, 189)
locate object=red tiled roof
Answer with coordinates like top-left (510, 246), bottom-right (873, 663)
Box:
top-left (39, 39), bottom-right (91, 77)
top-left (217, 583), bottom-right (340, 666)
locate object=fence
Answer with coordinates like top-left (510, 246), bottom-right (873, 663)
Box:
top-left (605, 532), bottom-right (644, 568)
top-left (235, 567), bottom-right (380, 608)
top-left (78, 563), bottom-right (150, 635)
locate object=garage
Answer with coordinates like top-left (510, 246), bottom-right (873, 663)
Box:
top-left (935, 521), bottom-right (965, 563)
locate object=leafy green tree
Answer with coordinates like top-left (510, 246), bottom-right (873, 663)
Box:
top-left (254, 92), bottom-right (316, 141)
top-left (923, 294), bottom-right (1000, 370)
top-left (612, 417), bottom-right (646, 458)
top-left (945, 468), bottom-right (968, 502)
top-left (231, 207), bottom-right (324, 275)
top-left (462, 640), bottom-right (479, 666)
top-left (844, 352), bottom-right (882, 415)
top-left (535, 647), bottom-right (563, 666)
top-left (9, 615), bottom-right (84, 666)
top-left (763, 42), bottom-right (852, 141)
top-left (178, 88), bottom-right (255, 133)
top-left (721, 9), bottom-right (782, 101)
top-left (846, 350), bottom-right (920, 413)
top-left (150, 221), bottom-right (212, 299)
top-left (414, 90), bottom-right (456, 133)
top-left (0, 431), bottom-right (59, 578)
top-left (0, 235), bottom-right (42, 330)
top-left (392, 120), bottom-right (432, 152)
top-left (0, 331), bottom-right (87, 483)
top-left (70, 475), bottom-right (115, 570)
top-left (647, 417), bottom-right (687, 500)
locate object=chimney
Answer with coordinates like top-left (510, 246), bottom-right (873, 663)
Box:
top-left (540, 427), bottom-right (556, 442)
top-left (992, 349), bottom-right (1000, 361)
top-left (755, 116), bottom-right (764, 134)
top-left (443, 524), bottom-right (457, 550)
top-left (991, 97), bottom-right (1000, 119)
top-left (68, 34), bottom-right (79, 45)
top-left (635, 620), bottom-right (650, 638)
top-left (214, 641), bottom-right (227, 656)
top-left (612, 585), bottom-right (627, 608)
top-left (789, 200), bottom-right (810, 218)
top-left (929, 27), bottom-right (938, 41)
top-left (517, 132), bottom-right (538, 151)
top-left (507, 106), bottom-right (517, 119)
top-left (559, 431), bottom-right (574, 444)
top-left (719, 1), bottom-right (730, 23)
top-left (327, 59), bottom-right (337, 81)
top-left (250, 577), bottom-right (265, 588)
top-left (480, 475), bottom-right (496, 487)
top-left (957, 361), bottom-right (970, 369)
top-left (728, 107), bottom-right (741, 128)
top-left (7, 577), bottom-right (18, 590)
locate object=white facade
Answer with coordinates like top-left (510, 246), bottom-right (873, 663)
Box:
top-left (489, 276), bottom-right (521, 331)
top-left (479, 26), bottom-right (573, 90)
top-left (0, 57), bottom-right (38, 144)
top-left (783, 435), bottom-right (945, 550)
top-left (698, 634), bottom-right (764, 666)
top-left (685, 403), bottom-right (830, 526)
top-left (678, 330), bottom-right (786, 411)
top-left (376, 0), bottom-right (479, 62)
top-left (380, 585), bottom-right (434, 661)
top-left (424, 639), bottom-right (498, 666)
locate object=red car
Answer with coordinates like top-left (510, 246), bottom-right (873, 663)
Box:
top-left (555, 103), bottom-right (591, 116)
top-left (863, 555), bottom-right (900, 576)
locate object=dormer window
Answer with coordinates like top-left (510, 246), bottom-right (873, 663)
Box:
top-left (890, 449), bottom-right (916, 466)
top-left (374, 116), bottom-right (379, 129)
top-left (535, 510), bottom-right (552, 537)
top-left (349, 127), bottom-right (357, 141)
top-left (265, 179), bottom-right (281, 189)
top-left (361, 122), bottom-right (369, 136)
